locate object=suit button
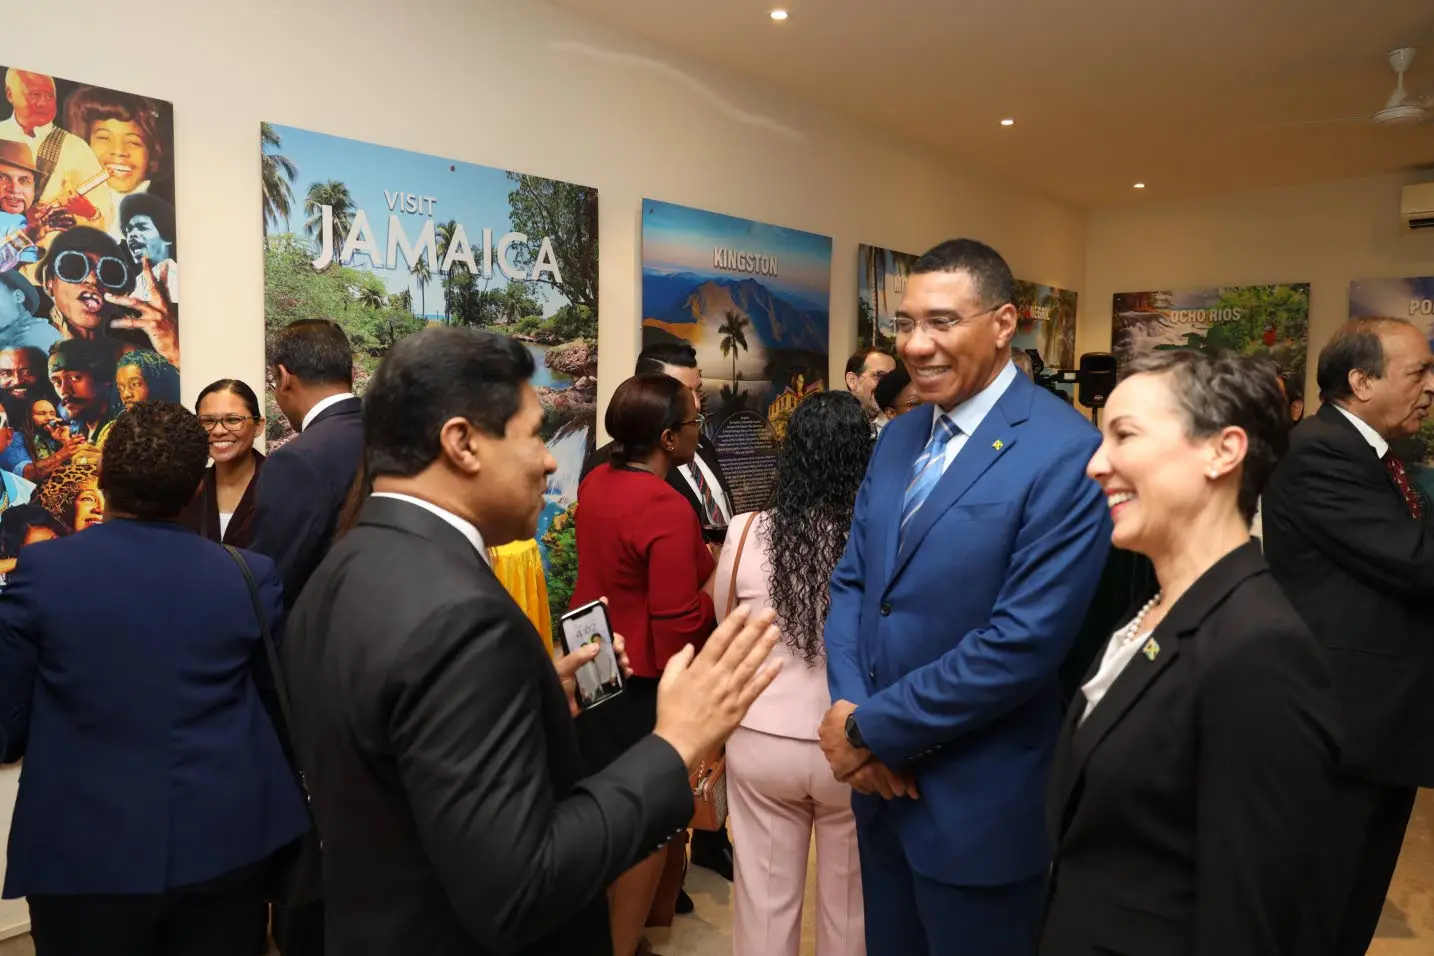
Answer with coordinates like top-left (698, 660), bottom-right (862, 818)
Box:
top-left (868, 667), bottom-right (876, 680)
top-left (880, 602), bottom-right (891, 616)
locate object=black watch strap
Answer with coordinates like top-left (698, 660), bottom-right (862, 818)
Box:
top-left (845, 712), bottom-right (865, 750)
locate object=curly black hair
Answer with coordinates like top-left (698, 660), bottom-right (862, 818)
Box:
top-left (764, 391), bottom-right (873, 665)
top-left (99, 401), bottom-right (210, 520)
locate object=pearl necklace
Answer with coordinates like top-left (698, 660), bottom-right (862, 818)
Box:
top-left (1117, 592), bottom-right (1163, 646)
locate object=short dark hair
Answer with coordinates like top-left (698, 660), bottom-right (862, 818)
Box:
top-left (119, 193), bottom-right (176, 245)
top-left (0, 504), bottom-right (67, 559)
top-left (196, 378), bottom-right (261, 418)
top-left (48, 338), bottom-right (117, 384)
top-left (635, 343), bottom-right (697, 376)
top-left (1316, 318), bottom-right (1412, 404)
top-left (605, 374), bottom-right (689, 465)
top-left (873, 362), bottom-right (911, 410)
top-left (910, 238), bottom-right (1015, 311)
top-left (1121, 349), bottom-right (1289, 522)
top-left (845, 347), bottom-right (888, 379)
top-left (99, 401), bottom-right (210, 520)
top-left (270, 319), bottom-right (354, 387)
top-left (364, 327), bottom-right (535, 479)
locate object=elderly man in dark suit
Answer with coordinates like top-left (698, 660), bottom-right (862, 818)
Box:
top-left (248, 318), bottom-right (363, 956)
top-left (1263, 317), bottom-right (1434, 956)
top-left (282, 327), bottom-right (781, 956)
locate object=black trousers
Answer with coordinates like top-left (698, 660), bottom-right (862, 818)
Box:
top-left (29, 863), bottom-right (267, 956)
top-left (1300, 775), bottom-right (1417, 956)
top-left (271, 900), bottom-right (325, 956)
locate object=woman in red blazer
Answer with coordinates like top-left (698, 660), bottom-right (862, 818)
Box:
top-left (571, 372), bottom-right (716, 956)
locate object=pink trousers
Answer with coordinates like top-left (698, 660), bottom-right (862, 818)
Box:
top-left (727, 726), bottom-right (866, 956)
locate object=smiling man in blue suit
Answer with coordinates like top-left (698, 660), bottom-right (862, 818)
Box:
top-left (820, 239), bottom-right (1111, 955)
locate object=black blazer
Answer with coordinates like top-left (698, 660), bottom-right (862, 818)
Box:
top-left (1041, 542), bottom-right (1338, 956)
top-left (1262, 402), bottom-right (1434, 786)
top-left (180, 451), bottom-right (265, 548)
top-left (582, 436), bottom-right (735, 540)
top-left (249, 397), bottom-right (364, 610)
top-left (283, 496), bottom-right (694, 956)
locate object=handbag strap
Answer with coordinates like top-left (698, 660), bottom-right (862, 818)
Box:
top-left (223, 545), bottom-right (295, 733)
top-left (724, 512), bottom-right (757, 617)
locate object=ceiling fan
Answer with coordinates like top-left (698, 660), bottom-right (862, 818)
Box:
top-left (1286, 47), bottom-right (1433, 128)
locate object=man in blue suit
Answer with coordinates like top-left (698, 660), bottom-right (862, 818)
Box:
top-left (821, 239), bottom-right (1111, 955)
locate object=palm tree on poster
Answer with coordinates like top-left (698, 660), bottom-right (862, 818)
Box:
top-left (410, 256), bottom-right (432, 321)
top-left (304, 181), bottom-right (355, 264)
top-left (260, 123), bottom-right (297, 238)
top-left (356, 284), bottom-right (386, 311)
top-left (866, 249), bottom-right (888, 346)
top-left (436, 220), bottom-right (461, 324)
top-left (719, 309), bottom-right (750, 385)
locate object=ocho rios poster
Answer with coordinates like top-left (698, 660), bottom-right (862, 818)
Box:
top-left (1111, 283), bottom-right (1310, 382)
top-left (0, 66), bottom-right (180, 586)
top-left (642, 200), bottom-right (831, 514)
top-left (857, 243), bottom-right (917, 354)
top-left (1350, 276), bottom-right (1434, 469)
top-left (260, 124), bottom-right (597, 613)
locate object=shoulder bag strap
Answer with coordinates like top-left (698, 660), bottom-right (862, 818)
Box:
top-left (724, 513), bottom-right (757, 617)
top-left (223, 544), bottom-right (295, 732)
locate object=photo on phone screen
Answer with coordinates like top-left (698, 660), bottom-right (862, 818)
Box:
top-left (559, 600), bottom-right (624, 711)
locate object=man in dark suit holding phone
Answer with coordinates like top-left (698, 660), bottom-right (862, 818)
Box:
top-left (282, 328), bottom-right (781, 956)
top-left (1263, 317), bottom-right (1434, 956)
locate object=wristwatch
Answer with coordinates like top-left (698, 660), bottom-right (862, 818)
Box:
top-left (844, 711), bottom-right (866, 750)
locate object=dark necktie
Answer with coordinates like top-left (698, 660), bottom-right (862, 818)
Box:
top-left (689, 463), bottom-right (725, 528)
top-left (1383, 453), bottom-right (1424, 520)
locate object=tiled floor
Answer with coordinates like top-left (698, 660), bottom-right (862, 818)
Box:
top-left (1, 791), bottom-right (1430, 956)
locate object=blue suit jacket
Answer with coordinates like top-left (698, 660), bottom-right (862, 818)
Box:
top-left (826, 370), bottom-right (1111, 886)
top-left (251, 396), bottom-right (365, 611)
top-left (0, 520), bottom-right (309, 897)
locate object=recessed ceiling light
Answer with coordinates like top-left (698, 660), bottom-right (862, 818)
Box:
top-left (1133, 183), bottom-right (1146, 189)
top-left (1000, 118), bottom-right (1015, 127)
top-left (770, 8), bottom-right (789, 20)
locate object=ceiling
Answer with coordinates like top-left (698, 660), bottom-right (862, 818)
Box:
top-left (548, 0), bottom-right (1434, 208)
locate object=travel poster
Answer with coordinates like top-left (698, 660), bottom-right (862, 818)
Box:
top-left (857, 243), bottom-right (918, 354)
top-left (642, 199), bottom-right (831, 514)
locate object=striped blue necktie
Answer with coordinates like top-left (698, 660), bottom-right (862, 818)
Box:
top-left (901, 415), bottom-right (960, 547)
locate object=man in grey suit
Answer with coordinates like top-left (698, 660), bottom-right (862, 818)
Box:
top-left (283, 327), bottom-right (780, 956)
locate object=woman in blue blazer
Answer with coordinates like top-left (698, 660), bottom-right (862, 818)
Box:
top-left (0, 401), bottom-right (309, 956)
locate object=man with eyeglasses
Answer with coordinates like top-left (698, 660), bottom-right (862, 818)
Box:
top-left (820, 239), bottom-right (1110, 956)
top-left (844, 347), bottom-right (897, 422)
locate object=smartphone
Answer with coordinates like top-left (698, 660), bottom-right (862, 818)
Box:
top-left (559, 600), bottom-right (624, 711)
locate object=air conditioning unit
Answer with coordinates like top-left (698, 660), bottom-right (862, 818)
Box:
top-left (1402, 183), bottom-right (1434, 231)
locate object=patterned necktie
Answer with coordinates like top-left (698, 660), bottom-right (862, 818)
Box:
top-left (689, 463), bottom-right (725, 528)
top-left (901, 415), bottom-right (960, 546)
top-left (1383, 453), bottom-right (1424, 520)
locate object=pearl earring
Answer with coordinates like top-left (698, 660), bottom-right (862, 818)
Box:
top-left (1207, 469), bottom-right (1219, 479)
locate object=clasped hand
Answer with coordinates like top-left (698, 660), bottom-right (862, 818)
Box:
top-left (819, 700), bottom-right (919, 801)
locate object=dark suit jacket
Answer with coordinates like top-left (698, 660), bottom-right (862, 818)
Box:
top-left (283, 496), bottom-right (693, 956)
top-left (250, 397), bottom-right (364, 610)
top-left (180, 450), bottom-right (265, 548)
top-left (582, 436), bottom-right (735, 540)
top-left (0, 520), bottom-right (308, 897)
top-left (1262, 402), bottom-right (1434, 786)
top-left (1041, 542), bottom-right (1339, 956)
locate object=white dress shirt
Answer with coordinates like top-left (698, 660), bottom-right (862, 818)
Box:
top-left (1333, 404), bottom-right (1388, 458)
top-left (1079, 628), bottom-right (1152, 724)
top-left (300, 392), bottom-right (356, 432)
top-left (370, 492), bottom-right (491, 565)
top-left (676, 452), bottom-right (733, 525)
top-left (930, 360), bottom-right (1019, 473)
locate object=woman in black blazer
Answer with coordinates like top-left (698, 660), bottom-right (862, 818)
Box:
top-left (181, 379), bottom-right (265, 547)
top-left (1041, 349), bottom-right (1339, 956)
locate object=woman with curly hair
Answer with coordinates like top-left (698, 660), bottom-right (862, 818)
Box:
top-left (712, 390), bottom-right (873, 956)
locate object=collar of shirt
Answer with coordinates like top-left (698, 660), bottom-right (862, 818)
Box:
top-left (301, 392), bottom-right (356, 432)
top-left (370, 492), bottom-right (491, 564)
top-left (684, 454), bottom-right (732, 520)
top-left (932, 360), bottom-right (1018, 438)
top-left (1333, 404), bottom-right (1389, 459)
top-left (0, 118), bottom-right (54, 141)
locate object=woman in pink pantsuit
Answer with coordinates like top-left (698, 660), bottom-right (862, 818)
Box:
top-left (714, 391), bottom-right (872, 956)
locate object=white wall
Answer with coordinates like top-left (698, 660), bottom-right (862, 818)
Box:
top-left (10, 0), bottom-right (1086, 423)
top-left (1082, 171), bottom-right (1434, 400)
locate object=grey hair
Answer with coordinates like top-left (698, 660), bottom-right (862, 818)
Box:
top-left (1121, 349), bottom-right (1290, 522)
top-left (1316, 317), bottom-right (1417, 405)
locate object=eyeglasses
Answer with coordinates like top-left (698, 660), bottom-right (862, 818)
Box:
top-left (680, 414), bottom-right (707, 429)
top-left (199, 415), bottom-right (258, 432)
top-left (53, 250), bottom-right (129, 290)
top-left (892, 305), bottom-right (1003, 336)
